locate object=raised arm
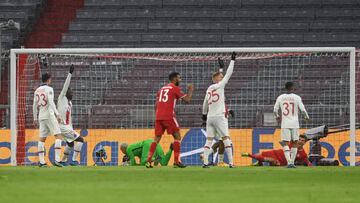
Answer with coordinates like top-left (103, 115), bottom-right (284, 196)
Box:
top-left (59, 65), bottom-right (74, 99)
top-left (181, 84), bottom-right (194, 103)
top-left (214, 52), bottom-right (236, 90)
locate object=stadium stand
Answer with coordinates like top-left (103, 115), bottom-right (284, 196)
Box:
top-left (1, 0), bottom-right (359, 129)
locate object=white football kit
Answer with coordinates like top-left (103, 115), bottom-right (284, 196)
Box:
top-left (33, 84), bottom-right (61, 138)
top-left (57, 73), bottom-right (80, 143)
top-left (202, 60), bottom-right (234, 138)
top-left (273, 93), bottom-right (309, 141)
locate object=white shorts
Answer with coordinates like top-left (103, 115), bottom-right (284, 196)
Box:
top-left (281, 128), bottom-right (299, 141)
top-left (59, 124), bottom-right (80, 143)
top-left (206, 116), bottom-right (229, 139)
top-left (39, 116), bottom-right (61, 138)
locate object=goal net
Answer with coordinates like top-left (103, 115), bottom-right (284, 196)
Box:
top-left (8, 47), bottom-right (358, 166)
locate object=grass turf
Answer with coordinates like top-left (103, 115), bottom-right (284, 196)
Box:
top-left (0, 166), bottom-right (360, 203)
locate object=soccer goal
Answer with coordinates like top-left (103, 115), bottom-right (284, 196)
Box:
top-left (9, 47), bottom-right (358, 166)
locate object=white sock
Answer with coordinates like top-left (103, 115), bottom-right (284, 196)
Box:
top-left (72, 142), bottom-right (83, 162)
top-left (54, 139), bottom-right (62, 162)
top-left (218, 154), bottom-right (224, 163)
top-left (223, 139), bottom-right (233, 165)
top-left (62, 145), bottom-right (72, 162)
top-left (38, 141), bottom-right (45, 164)
top-left (283, 145), bottom-right (291, 165)
top-left (290, 147), bottom-right (298, 165)
top-left (203, 140), bottom-right (213, 165)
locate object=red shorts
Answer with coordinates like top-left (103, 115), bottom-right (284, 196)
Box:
top-left (155, 118), bottom-right (180, 136)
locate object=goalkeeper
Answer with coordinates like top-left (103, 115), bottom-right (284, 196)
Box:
top-left (120, 139), bottom-right (173, 166)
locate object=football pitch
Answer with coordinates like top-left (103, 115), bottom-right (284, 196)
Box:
top-left (1, 166), bottom-right (360, 203)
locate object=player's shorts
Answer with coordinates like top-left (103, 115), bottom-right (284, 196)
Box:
top-left (59, 124), bottom-right (80, 143)
top-left (39, 116), bottom-right (61, 138)
top-left (281, 128), bottom-right (299, 141)
top-left (155, 118), bottom-right (180, 136)
top-left (206, 116), bottom-right (229, 139)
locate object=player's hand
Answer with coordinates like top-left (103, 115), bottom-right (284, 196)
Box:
top-left (218, 57), bottom-right (224, 69)
top-left (229, 110), bottom-right (235, 118)
top-left (187, 84), bottom-right (194, 92)
top-left (231, 51), bottom-right (236, 60)
top-left (69, 64), bottom-right (74, 74)
top-left (202, 114), bottom-right (207, 122)
top-left (56, 115), bottom-right (63, 124)
top-left (304, 117), bottom-right (310, 122)
top-left (33, 120), bottom-right (38, 128)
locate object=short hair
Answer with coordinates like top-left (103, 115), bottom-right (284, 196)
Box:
top-left (168, 72), bottom-right (180, 81)
top-left (120, 143), bottom-right (128, 151)
top-left (212, 71), bottom-right (222, 79)
top-left (285, 82), bottom-right (294, 90)
top-left (41, 73), bottom-right (51, 83)
top-left (299, 134), bottom-right (307, 140)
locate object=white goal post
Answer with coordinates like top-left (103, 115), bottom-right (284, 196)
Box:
top-left (9, 47), bottom-right (357, 166)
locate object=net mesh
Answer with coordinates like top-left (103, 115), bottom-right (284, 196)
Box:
top-left (12, 50), bottom-right (359, 166)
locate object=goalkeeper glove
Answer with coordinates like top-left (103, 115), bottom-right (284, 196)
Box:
top-left (231, 52), bottom-right (236, 60)
top-left (69, 64), bottom-right (74, 74)
top-left (202, 114), bottom-right (207, 122)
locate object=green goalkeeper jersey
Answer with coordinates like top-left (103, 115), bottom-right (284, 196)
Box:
top-left (126, 139), bottom-right (172, 166)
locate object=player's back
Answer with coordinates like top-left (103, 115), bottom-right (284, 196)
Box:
top-left (155, 83), bottom-right (185, 120)
top-left (206, 84), bottom-right (226, 117)
top-left (34, 85), bottom-right (55, 120)
top-left (276, 93), bottom-right (303, 128)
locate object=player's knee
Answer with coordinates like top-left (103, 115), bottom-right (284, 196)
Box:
top-left (207, 137), bottom-right (214, 141)
top-left (154, 136), bottom-right (161, 143)
top-left (67, 141), bottom-right (74, 148)
top-left (75, 136), bottom-right (84, 143)
top-left (39, 137), bottom-right (46, 142)
top-left (54, 134), bottom-right (62, 139)
top-left (222, 136), bottom-right (230, 141)
top-left (279, 140), bottom-right (289, 147)
top-left (172, 132), bottom-right (181, 140)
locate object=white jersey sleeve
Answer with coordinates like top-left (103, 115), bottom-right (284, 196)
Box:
top-left (57, 73), bottom-right (72, 126)
top-left (202, 91), bottom-right (210, 115)
top-left (212, 60), bottom-right (234, 90)
top-left (298, 96), bottom-right (310, 120)
top-left (33, 92), bottom-right (38, 121)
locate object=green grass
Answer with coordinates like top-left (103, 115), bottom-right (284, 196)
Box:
top-left (1, 166), bottom-right (360, 203)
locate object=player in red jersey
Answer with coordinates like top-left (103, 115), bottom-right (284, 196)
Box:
top-left (242, 135), bottom-right (312, 166)
top-left (146, 72), bottom-right (194, 168)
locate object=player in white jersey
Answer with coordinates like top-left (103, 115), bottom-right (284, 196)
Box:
top-left (274, 82), bottom-right (310, 168)
top-left (201, 52), bottom-right (236, 168)
top-left (33, 73), bottom-right (63, 167)
top-left (57, 65), bottom-right (85, 166)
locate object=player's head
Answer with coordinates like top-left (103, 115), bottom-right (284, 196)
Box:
top-left (298, 134), bottom-right (307, 147)
top-left (285, 82), bottom-right (295, 92)
top-left (120, 143), bottom-right (128, 154)
top-left (168, 72), bottom-right (181, 86)
top-left (212, 71), bottom-right (224, 83)
top-left (41, 73), bottom-right (51, 84)
top-left (66, 88), bottom-right (73, 101)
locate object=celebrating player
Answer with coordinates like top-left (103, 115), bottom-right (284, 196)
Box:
top-left (33, 73), bottom-right (63, 167)
top-left (57, 65), bottom-right (85, 166)
top-left (145, 72), bottom-right (194, 168)
top-left (242, 135), bottom-right (312, 166)
top-left (120, 139), bottom-right (173, 166)
top-left (273, 82), bottom-right (310, 168)
top-left (202, 52), bottom-right (236, 168)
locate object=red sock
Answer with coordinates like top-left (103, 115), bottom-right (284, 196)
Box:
top-left (147, 142), bottom-right (158, 162)
top-left (173, 140), bottom-right (181, 164)
top-left (250, 154), bottom-right (265, 162)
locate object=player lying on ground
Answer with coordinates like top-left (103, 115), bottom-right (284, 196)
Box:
top-left (242, 135), bottom-right (312, 166)
top-left (57, 65), bottom-right (85, 166)
top-left (120, 139), bottom-right (173, 166)
top-left (274, 81), bottom-right (310, 168)
top-left (146, 72), bottom-right (194, 168)
top-left (33, 72), bottom-right (63, 167)
top-left (202, 52), bottom-right (236, 168)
